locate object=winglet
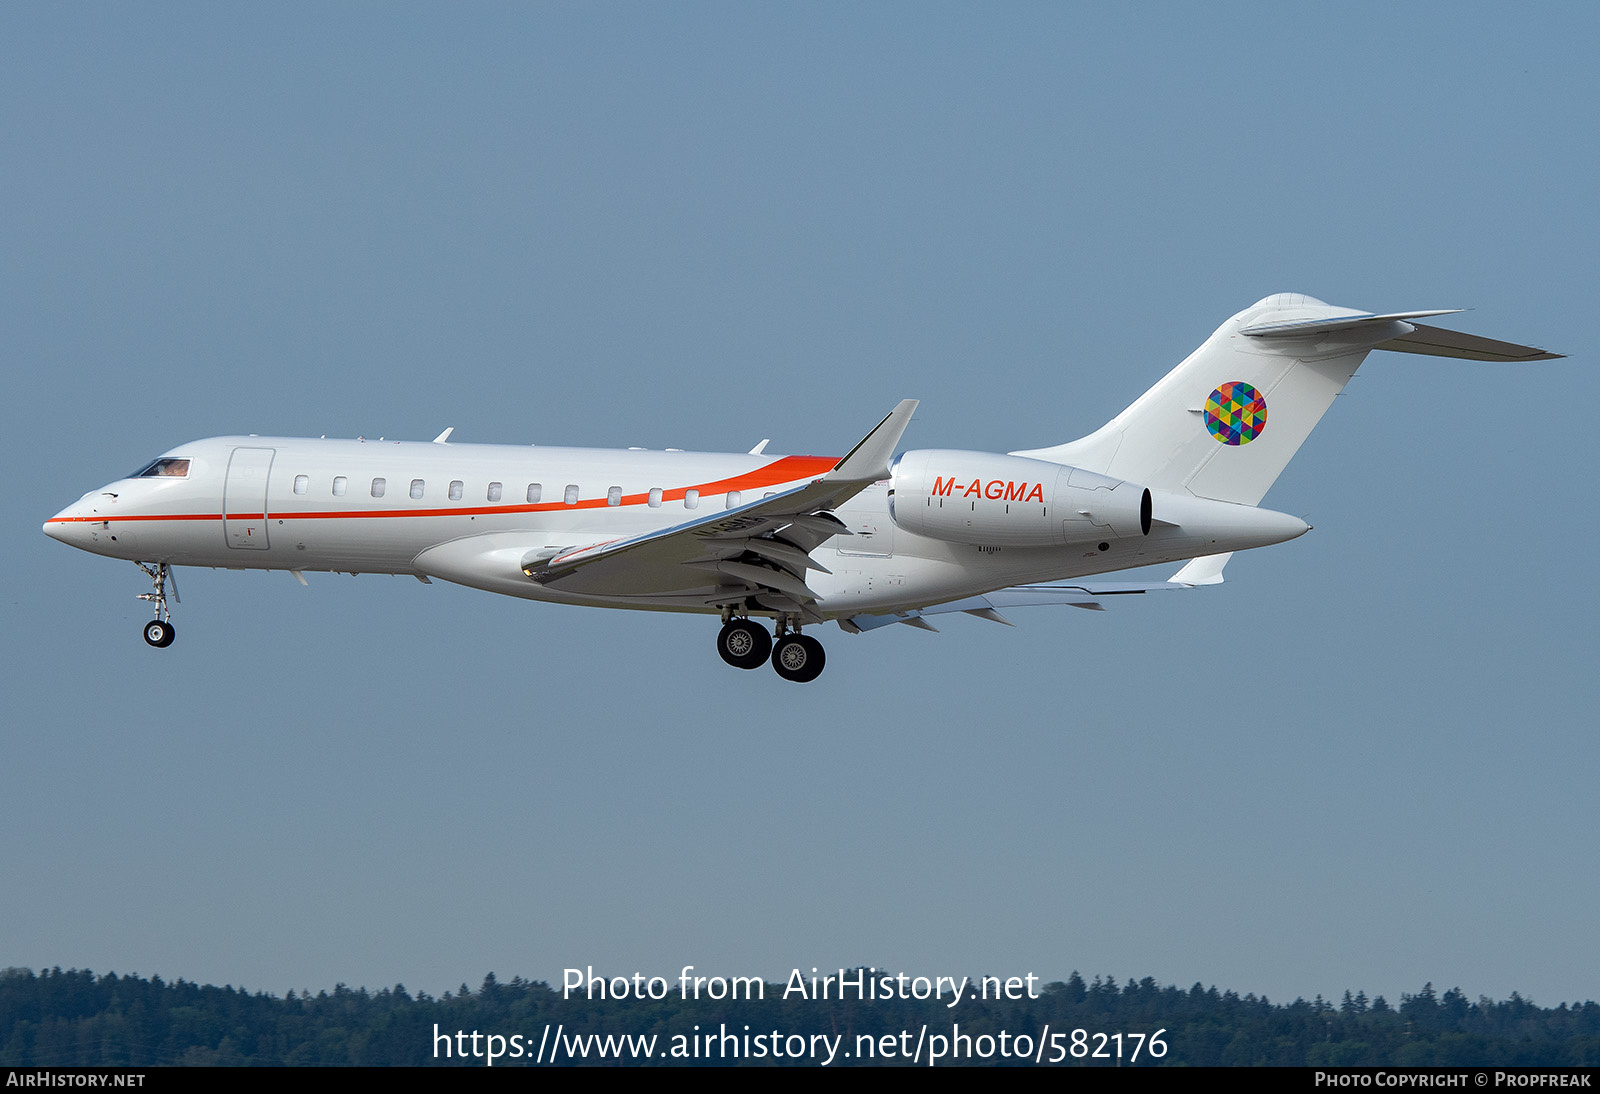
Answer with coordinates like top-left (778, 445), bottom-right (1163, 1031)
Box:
top-left (825, 399), bottom-right (918, 483)
top-left (433, 427), bottom-right (455, 444)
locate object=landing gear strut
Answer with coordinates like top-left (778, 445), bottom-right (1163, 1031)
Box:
top-left (136, 562), bottom-right (177, 648)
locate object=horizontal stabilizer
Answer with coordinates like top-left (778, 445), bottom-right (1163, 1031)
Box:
top-left (1374, 323), bottom-right (1564, 362)
top-left (1240, 310), bottom-right (1462, 338)
top-left (1241, 309), bottom-right (1562, 361)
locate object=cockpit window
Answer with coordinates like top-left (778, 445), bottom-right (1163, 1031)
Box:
top-left (136, 458), bottom-right (191, 478)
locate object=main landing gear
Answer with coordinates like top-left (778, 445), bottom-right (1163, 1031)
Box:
top-left (136, 561), bottom-right (177, 648)
top-left (715, 618), bottom-right (771, 669)
top-left (716, 615), bottom-right (826, 683)
top-left (771, 632), bottom-right (825, 683)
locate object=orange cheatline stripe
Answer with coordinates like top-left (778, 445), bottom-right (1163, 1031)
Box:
top-left (45, 454), bottom-right (841, 526)
top-left (48, 512), bottom-right (217, 524)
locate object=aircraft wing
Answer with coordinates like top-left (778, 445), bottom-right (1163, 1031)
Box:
top-left (526, 401), bottom-right (918, 621)
top-left (839, 553), bottom-right (1231, 633)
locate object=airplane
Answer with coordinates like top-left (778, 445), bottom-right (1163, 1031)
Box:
top-left (44, 294), bottom-right (1560, 682)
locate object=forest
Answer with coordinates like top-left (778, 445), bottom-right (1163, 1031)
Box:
top-left (5, 966), bottom-right (1599, 1066)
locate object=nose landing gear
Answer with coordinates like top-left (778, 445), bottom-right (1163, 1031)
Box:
top-left (136, 562), bottom-right (178, 648)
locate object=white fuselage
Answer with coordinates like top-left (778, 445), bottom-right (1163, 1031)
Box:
top-left (44, 434), bottom-right (1294, 619)
top-left (43, 297), bottom-right (1555, 676)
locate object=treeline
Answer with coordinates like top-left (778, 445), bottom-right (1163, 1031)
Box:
top-left (3, 966), bottom-right (1599, 1066)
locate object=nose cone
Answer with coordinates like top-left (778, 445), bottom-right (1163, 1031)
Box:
top-left (44, 505), bottom-right (80, 544)
top-left (46, 490), bottom-right (146, 558)
top-left (44, 495), bottom-right (123, 553)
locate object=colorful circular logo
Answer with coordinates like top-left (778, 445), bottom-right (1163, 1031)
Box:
top-left (1204, 381), bottom-right (1268, 445)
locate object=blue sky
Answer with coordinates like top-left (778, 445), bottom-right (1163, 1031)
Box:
top-left (5, 3), bottom-right (1596, 1009)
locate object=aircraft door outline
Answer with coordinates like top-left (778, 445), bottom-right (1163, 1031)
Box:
top-left (223, 446), bottom-right (275, 550)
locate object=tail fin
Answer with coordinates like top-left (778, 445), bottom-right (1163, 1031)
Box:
top-left (1012, 294), bottom-right (1560, 506)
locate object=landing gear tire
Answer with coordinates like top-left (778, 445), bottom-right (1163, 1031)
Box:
top-left (135, 562), bottom-right (179, 648)
top-left (771, 634), bottom-right (825, 683)
top-left (716, 619), bottom-right (772, 669)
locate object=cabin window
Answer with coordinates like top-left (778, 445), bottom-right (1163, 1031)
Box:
top-left (648, 487), bottom-right (662, 508)
top-left (136, 458), bottom-right (190, 478)
top-left (685, 489), bottom-right (699, 510)
top-left (607, 486), bottom-right (622, 506)
top-left (563, 484), bottom-right (580, 505)
top-left (526, 483), bottom-right (542, 503)
top-left (726, 489), bottom-right (742, 509)
top-left (488, 481), bottom-right (503, 502)
top-left (371, 477), bottom-right (386, 498)
top-left (449, 480), bottom-right (464, 501)
top-left (293, 475), bottom-right (309, 495)
top-left (410, 479), bottom-right (425, 500)
top-left (332, 476), bottom-right (348, 496)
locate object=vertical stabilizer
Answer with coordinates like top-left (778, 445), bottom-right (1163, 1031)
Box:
top-left (1010, 295), bottom-right (1555, 506)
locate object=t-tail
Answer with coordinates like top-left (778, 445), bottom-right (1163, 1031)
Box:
top-left (1011, 293), bottom-right (1561, 507)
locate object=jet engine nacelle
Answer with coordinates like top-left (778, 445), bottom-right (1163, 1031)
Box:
top-left (889, 449), bottom-right (1151, 547)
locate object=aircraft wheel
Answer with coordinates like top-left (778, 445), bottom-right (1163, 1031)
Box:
top-left (716, 619), bottom-right (771, 669)
top-left (771, 634), bottom-right (825, 683)
top-left (143, 619), bottom-right (176, 648)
